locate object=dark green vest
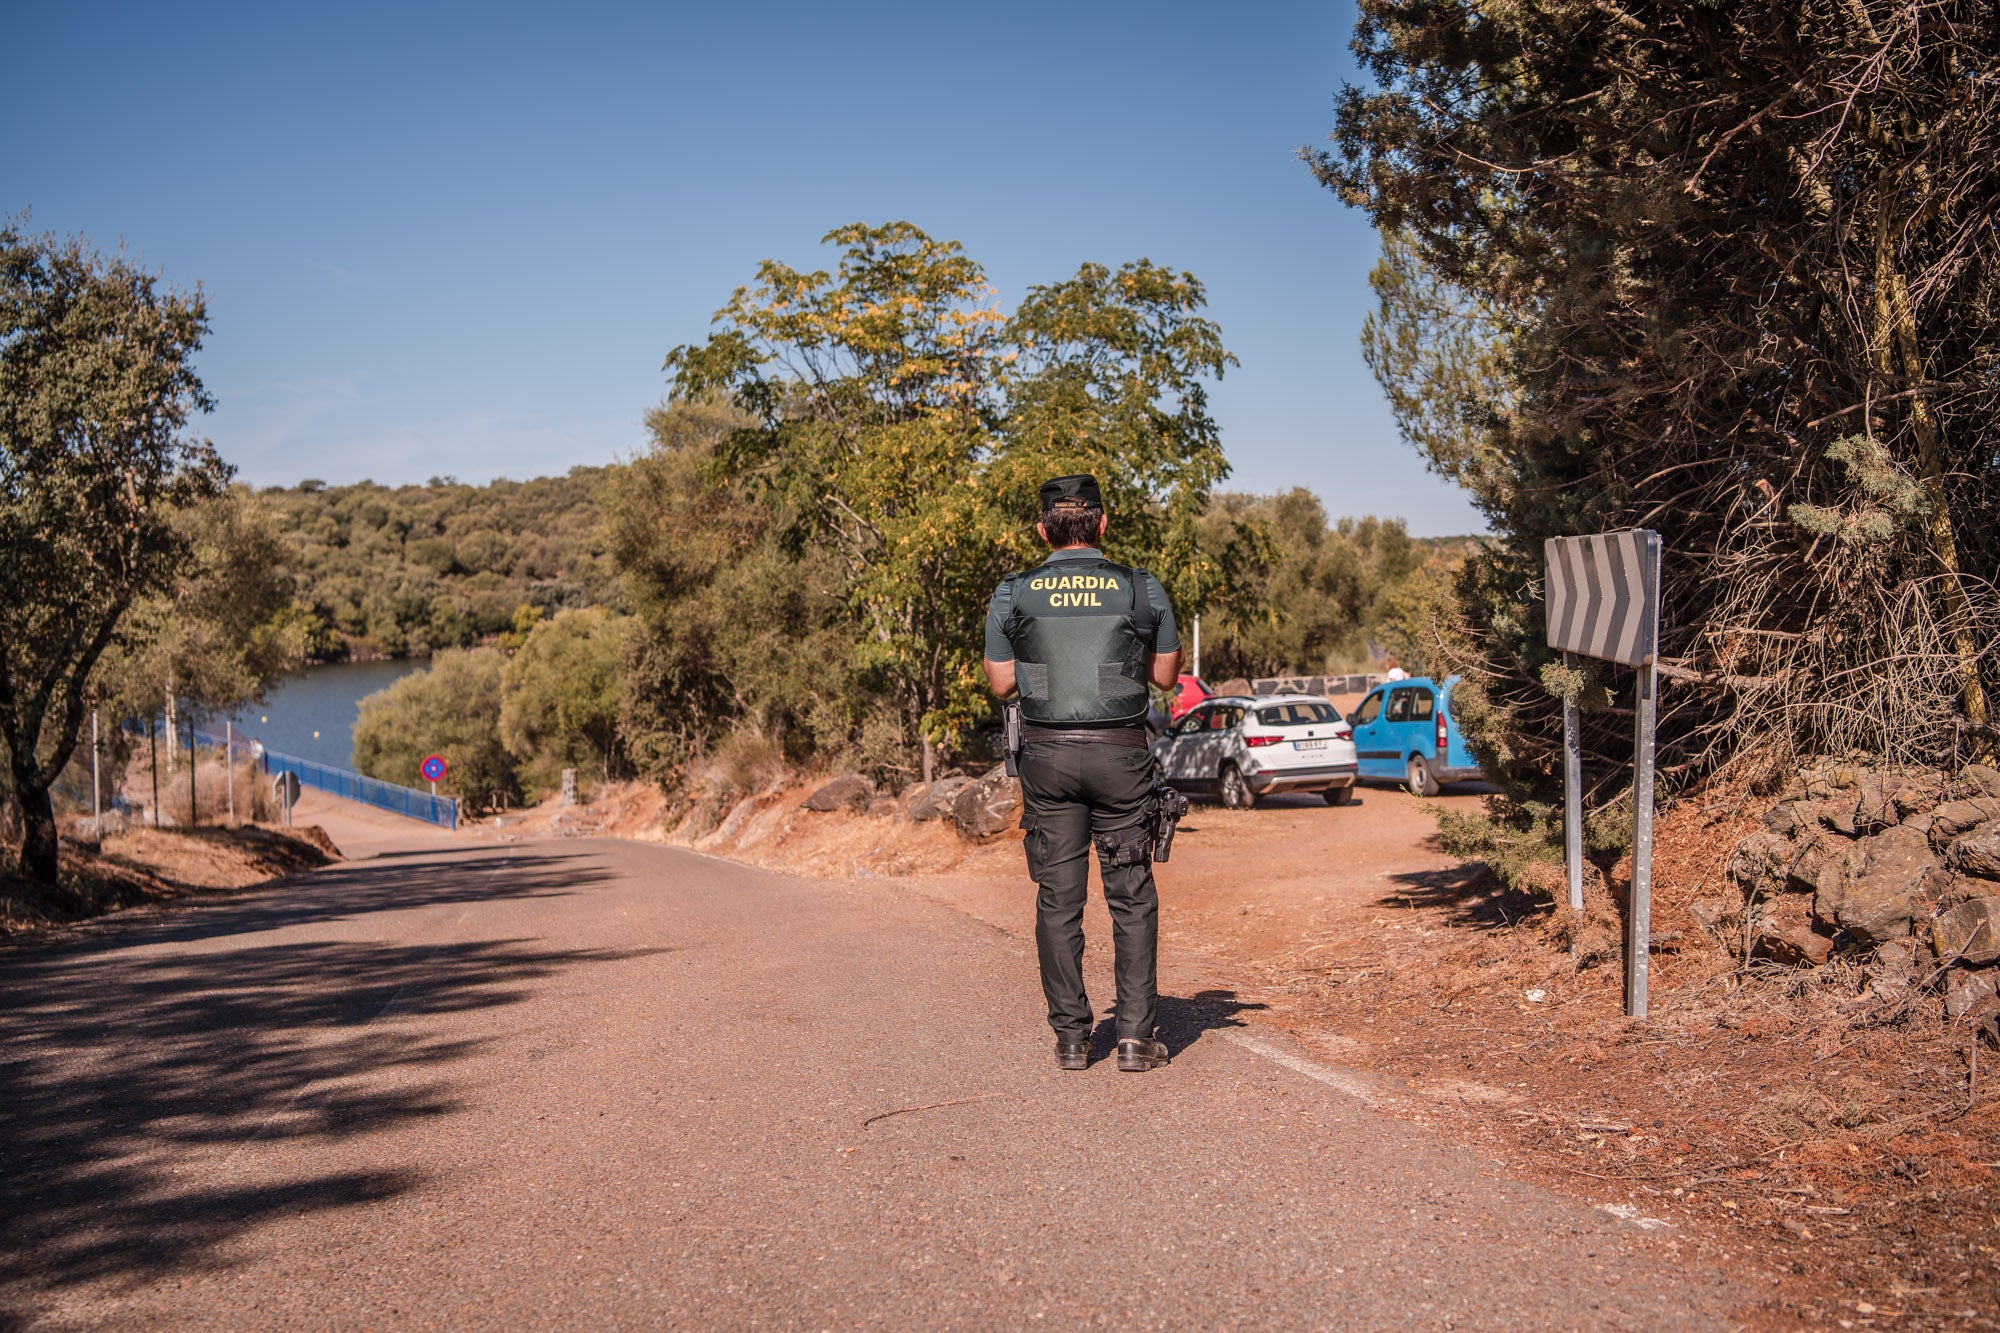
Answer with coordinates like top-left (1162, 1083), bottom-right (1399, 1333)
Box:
top-left (1001, 556), bottom-right (1156, 726)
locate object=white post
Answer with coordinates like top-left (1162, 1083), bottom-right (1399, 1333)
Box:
top-left (1562, 651), bottom-right (1583, 918)
top-left (1627, 659), bottom-right (1657, 1019)
top-left (226, 720), bottom-right (235, 825)
top-left (91, 711), bottom-right (101, 825)
top-left (1192, 616), bottom-right (1201, 679)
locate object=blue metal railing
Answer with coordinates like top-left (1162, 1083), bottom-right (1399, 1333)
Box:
top-left (193, 727), bottom-right (458, 830)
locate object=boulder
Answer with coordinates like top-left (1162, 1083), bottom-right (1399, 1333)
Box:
top-left (1947, 821), bottom-right (2000, 880)
top-left (865, 796), bottom-right (899, 819)
top-left (1816, 792), bottom-right (1862, 836)
top-left (1932, 897), bottom-right (2000, 966)
top-left (1931, 797), bottom-right (2000, 841)
top-left (903, 776), bottom-right (971, 823)
top-left (802, 773), bottom-right (875, 813)
top-left (1729, 830), bottom-right (1795, 894)
top-left (1893, 778), bottom-right (1944, 819)
top-left (1814, 824), bottom-right (1940, 946)
top-left (951, 765), bottom-right (1023, 840)
top-left (1944, 968), bottom-right (2000, 1021)
top-left (1762, 802), bottom-right (1814, 837)
top-left (1787, 830), bottom-right (1849, 899)
top-left (1756, 921), bottom-right (1834, 967)
top-left (1854, 772), bottom-right (1898, 833)
top-left (1962, 763), bottom-right (2000, 799)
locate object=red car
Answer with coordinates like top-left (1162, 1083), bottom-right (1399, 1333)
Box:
top-left (1169, 674), bottom-right (1214, 721)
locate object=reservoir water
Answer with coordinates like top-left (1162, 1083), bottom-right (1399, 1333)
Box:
top-left (221, 659), bottom-right (426, 770)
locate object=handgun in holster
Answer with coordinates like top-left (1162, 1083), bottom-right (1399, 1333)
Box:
top-left (1151, 781), bottom-right (1191, 862)
top-left (1002, 701), bottom-right (1023, 777)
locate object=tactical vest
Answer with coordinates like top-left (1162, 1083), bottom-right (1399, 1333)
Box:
top-left (1000, 556), bottom-right (1157, 726)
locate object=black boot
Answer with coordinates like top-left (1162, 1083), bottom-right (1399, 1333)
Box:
top-left (1116, 1037), bottom-right (1169, 1071)
top-left (1055, 1038), bottom-right (1090, 1070)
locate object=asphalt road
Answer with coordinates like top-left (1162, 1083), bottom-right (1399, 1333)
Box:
top-left (1, 838), bottom-right (1744, 1329)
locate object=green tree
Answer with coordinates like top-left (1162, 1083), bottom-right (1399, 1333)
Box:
top-left (606, 399), bottom-right (892, 786)
top-left (1313, 0), bottom-right (2000, 809)
top-left (1194, 490), bottom-right (1454, 680)
top-left (500, 607), bottom-right (634, 797)
top-left (353, 648), bottom-right (519, 810)
top-left (1, 224), bottom-right (226, 882)
top-left (664, 222), bottom-right (1243, 779)
top-left (94, 487), bottom-right (309, 724)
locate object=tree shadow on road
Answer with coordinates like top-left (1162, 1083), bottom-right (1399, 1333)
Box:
top-left (4, 846), bottom-right (594, 959)
top-left (1377, 863), bottom-right (1549, 932)
top-left (0, 850), bottom-right (650, 1316)
top-left (1092, 989), bottom-right (1268, 1062)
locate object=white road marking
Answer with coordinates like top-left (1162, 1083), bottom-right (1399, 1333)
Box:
top-left (1598, 1202), bottom-right (1674, 1231)
top-left (1223, 1029), bottom-right (1382, 1105)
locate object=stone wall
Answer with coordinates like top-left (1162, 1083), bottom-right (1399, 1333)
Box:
top-left (1723, 762), bottom-right (2000, 1024)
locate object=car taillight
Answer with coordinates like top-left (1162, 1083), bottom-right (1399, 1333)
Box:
top-left (1244, 734), bottom-right (1283, 747)
top-left (1436, 710), bottom-right (1448, 758)
top-left (1334, 724), bottom-right (1351, 738)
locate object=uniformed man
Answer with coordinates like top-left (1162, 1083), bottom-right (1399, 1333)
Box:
top-left (983, 475), bottom-right (1182, 1072)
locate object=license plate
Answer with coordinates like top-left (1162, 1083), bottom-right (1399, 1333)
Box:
top-left (1294, 738), bottom-right (1327, 751)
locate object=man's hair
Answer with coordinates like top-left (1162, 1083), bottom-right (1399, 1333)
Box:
top-left (1042, 503), bottom-right (1103, 548)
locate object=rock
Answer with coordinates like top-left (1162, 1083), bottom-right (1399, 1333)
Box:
top-left (1866, 936), bottom-right (1922, 998)
top-left (1962, 764), bottom-right (2000, 799)
top-left (1729, 830), bottom-right (1794, 893)
top-left (1854, 772), bottom-right (1898, 832)
top-left (1947, 821), bottom-right (2000, 880)
top-left (1932, 897), bottom-right (2000, 965)
top-left (1814, 824), bottom-right (1940, 946)
top-left (1818, 793), bottom-right (1862, 836)
top-left (1893, 777), bottom-right (1943, 818)
top-left (1874, 935), bottom-right (1921, 975)
top-left (802, 773), bottom-right (875, 812)
top-left (1689, 897), bottom-right (1730, 937)
top-left (1787, 830), bottom-right (1849, 899)
top-left (865, 796), bottom-right (898, 819)
top-left (1944, 968), bottom-right (2000, 1020)
top-left (904, 776), bottom-right (971, 823)
top-left (1932, 797), bottom-right (2000, 841)
top-left (1762, 803), bottom-right (1811, 837)
top-left (1901, 813), bottom-right (1934, 839)
top-left (951, 765), bottom-right (1023, 840)
top-left (1756, 921), bottom-right (1834, 967)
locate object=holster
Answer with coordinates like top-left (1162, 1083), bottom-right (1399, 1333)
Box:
top-left (1002, 701), bottom-right (1023, 777)
top-left (1151, 782), bottom-right (1191, 862)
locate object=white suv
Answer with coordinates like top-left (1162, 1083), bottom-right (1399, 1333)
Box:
top-left (1152, 693), bottom-right (1359, 808)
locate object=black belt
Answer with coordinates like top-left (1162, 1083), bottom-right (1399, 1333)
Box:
top-left (1020, 724), bottom-right (1150, 748)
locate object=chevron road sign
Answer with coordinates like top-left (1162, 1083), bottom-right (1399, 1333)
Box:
top-left (1545, 530), bottom-right (1663, 1019)
top-left (1544, 530), bottom-right (1661, 669)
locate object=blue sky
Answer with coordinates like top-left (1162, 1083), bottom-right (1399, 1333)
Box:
top-left (2, 1), bottom-right (1485, 535)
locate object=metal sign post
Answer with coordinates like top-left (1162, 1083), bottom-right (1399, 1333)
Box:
top-left (1562, 652), bottom-right (1583, 918)
top-left (1544, 530), bottom-right (1663, 1018)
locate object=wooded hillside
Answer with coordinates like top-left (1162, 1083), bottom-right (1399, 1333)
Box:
top-left (262, 469), bottom-right (618, 659)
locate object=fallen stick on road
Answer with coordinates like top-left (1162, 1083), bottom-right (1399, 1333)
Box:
top-left (861, 1093), bottom-right (1007, 1129)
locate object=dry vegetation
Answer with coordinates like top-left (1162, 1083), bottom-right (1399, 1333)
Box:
top-left (0, 823), bottom-right (338, 938)
top-left (1250, 790), bottom-right (1998, 1329)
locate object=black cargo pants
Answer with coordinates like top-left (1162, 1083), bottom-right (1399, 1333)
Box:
top-left (1017, 732), bottom-right (1159, 1043)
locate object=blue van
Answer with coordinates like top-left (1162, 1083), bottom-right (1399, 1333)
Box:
top-left (1347, 675), bottom-right (1481, 797)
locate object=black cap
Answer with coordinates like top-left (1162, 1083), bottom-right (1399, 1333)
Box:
top-left (1039, 474), bottom-right (1103, 513)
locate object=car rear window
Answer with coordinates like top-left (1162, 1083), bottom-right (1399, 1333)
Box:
top-left (1254, 702), bottom-right (1339, 727)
